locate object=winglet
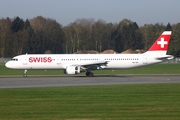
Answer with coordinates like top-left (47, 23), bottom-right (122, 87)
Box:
top-left (145, 31), bottom-right (172, 55)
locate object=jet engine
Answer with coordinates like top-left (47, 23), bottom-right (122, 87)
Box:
top-left (64, 66), bottom-right (80, 75)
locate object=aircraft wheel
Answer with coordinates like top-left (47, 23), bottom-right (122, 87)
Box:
top-left (89, 72), bottom-right (94, 77)
top-left (23, 74), bottom-right (27, 77)
top-left (86, 71), bottom-right (94, 77)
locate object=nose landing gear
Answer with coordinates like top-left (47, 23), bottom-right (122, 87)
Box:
top-left (23, 69), bottom-right (27, 77)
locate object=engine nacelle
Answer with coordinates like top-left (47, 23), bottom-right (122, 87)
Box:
top-left (64, 66), bottom-right (80, 75)
top-left (97, 64), bottom-right (107, 69)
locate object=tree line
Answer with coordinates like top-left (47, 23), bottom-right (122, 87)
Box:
top-left (0, 16), bottom-right (180, 57)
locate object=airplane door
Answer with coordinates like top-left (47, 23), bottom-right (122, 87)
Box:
top-left (99, 57), bottom-right (104, 61)
top-left (57, 56), bottom-right (61, 65)
top-left (23, 57), bottom-right (28, 65)
top-left (143, 55), bottom-right (148, 64)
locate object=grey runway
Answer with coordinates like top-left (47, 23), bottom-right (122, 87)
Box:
top-left (0, 74), bottom-right (180, 88)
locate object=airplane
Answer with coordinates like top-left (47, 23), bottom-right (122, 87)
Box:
top-left (5, 31), bottom-right (173, 77)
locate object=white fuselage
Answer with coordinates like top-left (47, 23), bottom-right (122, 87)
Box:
top-left (5, 54), bottom-right (164, 70)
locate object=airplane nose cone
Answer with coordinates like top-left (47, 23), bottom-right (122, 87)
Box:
top-left (5, 62), bottom-right (12, 68)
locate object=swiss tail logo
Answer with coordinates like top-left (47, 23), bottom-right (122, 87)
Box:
top-left (148, 31), bottom-right (172, 51)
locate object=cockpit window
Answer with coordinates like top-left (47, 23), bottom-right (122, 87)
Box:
top-left (11, 58), bottom-right (18, 61)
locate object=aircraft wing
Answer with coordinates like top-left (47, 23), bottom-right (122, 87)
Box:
top-left (64, 60), bottom-right (109, 70)
top-left (76, 60), bottom-right (108, 66)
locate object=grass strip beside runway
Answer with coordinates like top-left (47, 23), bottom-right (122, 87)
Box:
top-left (1, 63), bottom-right (180, 76)
top-left (0, 83), bottom-right (180, 119)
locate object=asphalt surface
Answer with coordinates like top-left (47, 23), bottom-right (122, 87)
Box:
top-left (0, 74), bottom-right (180, 88)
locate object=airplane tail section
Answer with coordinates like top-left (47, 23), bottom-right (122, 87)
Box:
top-left (144, 31), bottom-right (172, 55)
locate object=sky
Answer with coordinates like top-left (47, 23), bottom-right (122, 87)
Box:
top-left (0, 0), bottom-right (179, 26)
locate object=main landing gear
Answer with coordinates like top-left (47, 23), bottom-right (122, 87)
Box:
top-left (86, 71), bottom-right (94, 77)
top-left (23, 69), bottom-right (27, 77)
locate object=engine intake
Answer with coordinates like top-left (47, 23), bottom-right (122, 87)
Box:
top-left (64, 66), bottom-right (80, 75)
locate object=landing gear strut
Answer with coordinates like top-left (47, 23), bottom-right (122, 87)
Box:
top-left (23, 69), bottom-right (27, 77)
top-left (86, 71), bottom-right (94, 77)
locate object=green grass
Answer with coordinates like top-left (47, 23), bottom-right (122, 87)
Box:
top-left (0, 84), bottom-right (180, 120)
top-left (1, 62), bottom-right (180, 119)
top-left (1, 63), bottom-right (180, 76)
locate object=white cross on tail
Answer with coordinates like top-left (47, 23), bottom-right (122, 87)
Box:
top-left (157, 38), bottom-right (167, 48)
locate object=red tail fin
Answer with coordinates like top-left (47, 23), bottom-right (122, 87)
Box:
top-left (148, 31), bottom-right (171, 51)
top-left (145, 31), bottom-right (172, 55)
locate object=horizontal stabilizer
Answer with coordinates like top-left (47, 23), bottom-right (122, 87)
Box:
top-left (155, 55), bottom-right (174, 60)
